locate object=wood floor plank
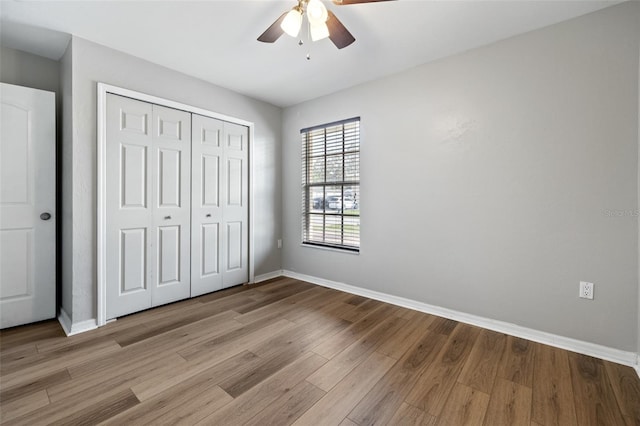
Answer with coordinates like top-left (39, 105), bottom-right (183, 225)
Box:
top-left (406, 323), bottom-right (482, 416)
top-left (0, 389), bottom-right (50, 422)
top-left (284, 291), bottom-right (354, 325)
top-left (311, 303), bottom-right (397, 359)
top-left (195, 351), bottom-right (328, 425)
top-left (339, 417), bottom-right (361, 426)
top-left (568, 352), bottom-right (627, 426)
top-left (376, 310), bottom-right (434, 360)
top-left (251, 315), bottom-right (352, 362)
top-left (0, 320), bottom-right (65, 351)
top-left (223, 317), bottom-right (351, 397)
top-left (482, 377), bottom-right (532, 426)
top-left (428, 317), bottom-right (459, 336)
top-left (293, 351), bottom-right (397, 426)
top-left (603, 361), bottom-right (640, 425)
top-left (233, 281), bottom-right (315, 315)
top-left (347, 329), bottom-right (447, 425)
top-left (457, 329), bottom-right (507, 394)
top-left (244, 380), bottom-right (326, 426)
top-left (10, 387), bottom-right (139, 426)
top-left (307, 314), bottom-right (407, 392)
top-left (0, 368), bottom-right (71, 404)
top-left (48, 389), bottom-right (140, 426)
top-left (111, 296), bottom-right (252, 347)
top-left (335, 299), bottom-right (384, 323)
top-left (388, 402), bottom-right (437, 425)
top-left (435, 383), bottom-right (490, 426)
top-left (1, 334), bottom-right (120, 376)
top-left (47, 353), bottom-right (187, 403)
top-left (531, 344), bottom-right (577, 426)
top-left (177, 316), bottom-right (293, 362)
top-left (67, 310), bottom-right (240, 378)
top-left (233, 286), bottom-right (324, 326)
top-left (131, 349), bottom-right (263, 401)
top-left (104, 358), bottom-right (241, 426)
top-left (0, 343), bottom-right (37, 366)
top-left (252, 277), bottom-right (300, 293)
top-left (0, 339), bottom-right (122, 390)
top-left (345, 294), bottom-right (368, 306)
top-left (496, 335), bottom-right (536, 388)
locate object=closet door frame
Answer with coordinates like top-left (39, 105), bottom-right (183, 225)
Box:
top-left (97, 83), bottom-right (255, 327)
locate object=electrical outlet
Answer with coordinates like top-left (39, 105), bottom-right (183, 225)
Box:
top-left (277, 239), bottom-right (282, 249)
top-left (579, 281), bottom-right (594, 300)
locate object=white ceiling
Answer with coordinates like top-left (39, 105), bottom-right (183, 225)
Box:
top-left (0, 0), bottom-right (618, 107)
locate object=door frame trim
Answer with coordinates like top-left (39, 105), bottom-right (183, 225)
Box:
top-left (96, 83), bottom-right (255, 327)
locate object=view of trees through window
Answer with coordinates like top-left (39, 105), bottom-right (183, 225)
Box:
top-left (301, 118), bottom-right (360, 251)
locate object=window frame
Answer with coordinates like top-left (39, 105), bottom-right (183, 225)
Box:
top-left (301, 117), bottom-right (360, 253)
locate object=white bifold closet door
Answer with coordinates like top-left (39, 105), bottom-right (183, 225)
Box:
top-left (191, 114), bottom-right (249, 296)
top-left (106, 94), bottom-right (191, 320)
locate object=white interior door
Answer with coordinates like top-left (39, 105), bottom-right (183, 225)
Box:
top-left (105, 94), bottom-right (153, 319)
top-left (191, 114), bottom-right (248, 296)
top-left (0, 83), bottom-right (56, 329)
top-left (150, 105), bottom-right (191, 306)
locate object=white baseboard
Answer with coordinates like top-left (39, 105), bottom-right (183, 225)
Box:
top-left (57, 308), bottom-right (98, 336)
top-left (57, 308), bottom-right (72, 335)
top-left (253, 270), bottom-right (284, 283)
top-left (282, 270), bottom-right (639, 370)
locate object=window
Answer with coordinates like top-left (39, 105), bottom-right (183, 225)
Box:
top-left (301, 117), bottom-right (360, 252)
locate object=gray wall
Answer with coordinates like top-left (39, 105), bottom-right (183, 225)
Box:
top-left (0, 46), bottom-right (60, 94)
top-left (282, 2), bottom-right (640, 351)
top-left (60, 42), bottom-right (73, 319)
top-left (64, 36), bottom-right (283, 323)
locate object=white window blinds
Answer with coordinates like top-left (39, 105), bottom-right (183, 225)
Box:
top-left (301, 117), bottom-right (360, 251)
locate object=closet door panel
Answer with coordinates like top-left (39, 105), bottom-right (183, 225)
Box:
top-left (201, 223), bottom-right (219, 276)
top-left (106, 94), bottom-right (153, 319)
top-left (222, 122), bottom-right (249, 288)
top-left (150, 105), bottom-right (191, 306)
top-left (157, 149), bottom-right (182, 207)
top-left (157, 225), bottom-right (181, 285)
top-left (191, 115), bottom-right (224, 296)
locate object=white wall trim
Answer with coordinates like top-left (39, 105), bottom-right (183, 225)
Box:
top-left (282, 270), bottom-right (639, 369)
top-left (253, 270), bottom-right (284, 283)
top-left (96, 82), bottom-right (255, 327)
top-left (58, 308), bottom-right (72, 335)
top-left (58, 308), bottom-right (98, 336)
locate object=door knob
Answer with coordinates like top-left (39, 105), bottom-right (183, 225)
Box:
top-left (206, 214), bottom-right (211, 218)
top-left (40, 212), bottom-right (52, 220)
top-left (164, 215), bottom-right (171, 220)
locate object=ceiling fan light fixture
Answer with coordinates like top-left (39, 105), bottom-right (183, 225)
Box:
top-left (310, 22), bottom-right (330, 41)
top-left (281, 7), bottom-right (303, 37)
top-left (307, 0), bottom-right (329, 25)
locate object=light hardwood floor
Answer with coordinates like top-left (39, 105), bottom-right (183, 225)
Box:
top-left (1, 277), bottom-right (639, 425)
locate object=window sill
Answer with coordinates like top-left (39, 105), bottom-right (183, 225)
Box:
top-left (301, 243), bottom-right (360, 255)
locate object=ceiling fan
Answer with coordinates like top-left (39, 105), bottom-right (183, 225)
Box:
top-left (258, 0), bottom-right (395, 50)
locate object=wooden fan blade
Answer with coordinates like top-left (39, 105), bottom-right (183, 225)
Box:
top-left (257, 12), bottom-right (287, 43)
top-left (327, 11), bottom-right (355, 49)
top-left (332, 0), bottom-right (396, 5)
